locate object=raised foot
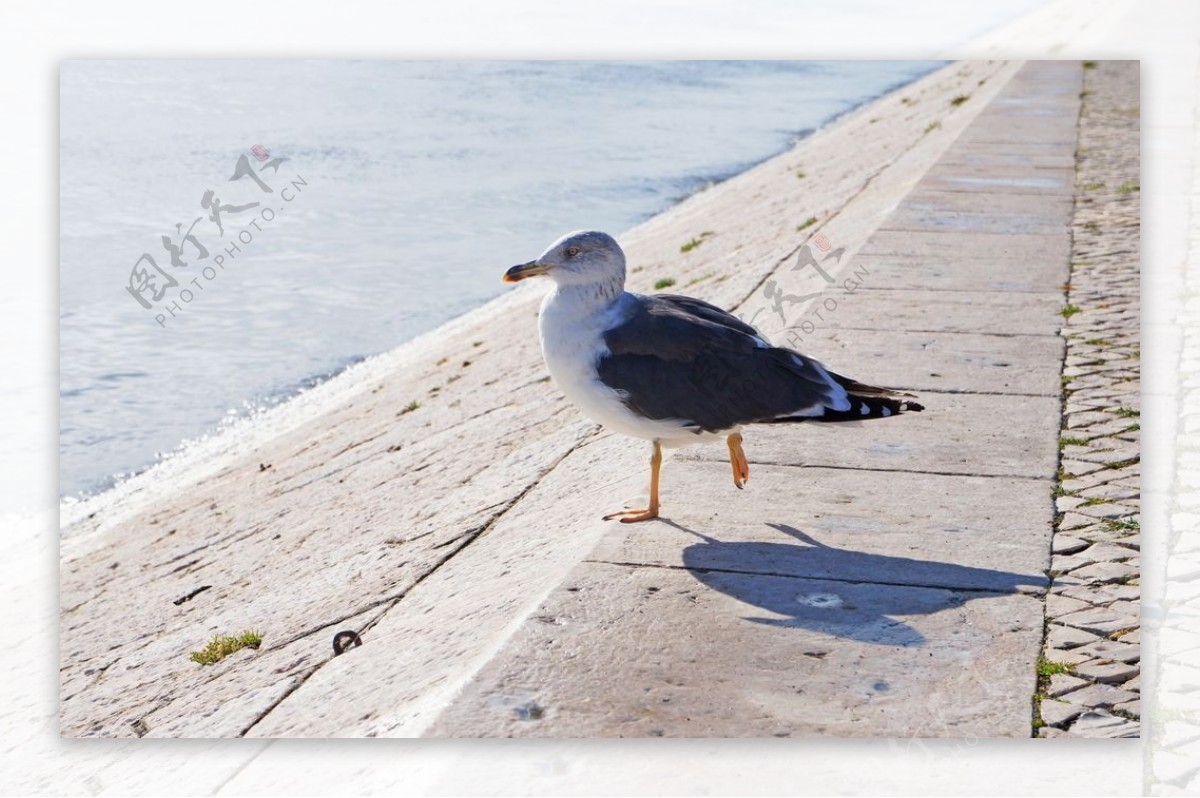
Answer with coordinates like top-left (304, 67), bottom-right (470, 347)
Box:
top-left (727, 433), bottom-right (750, 489)
top-left (602, 508), bottom-right (660, 524)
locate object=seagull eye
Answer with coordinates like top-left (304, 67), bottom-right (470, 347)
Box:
top-left (565, 246), bottom-right (581, 257)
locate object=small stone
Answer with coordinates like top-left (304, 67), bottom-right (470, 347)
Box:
top-left (1106, 599), bottom-right (1139, 617)
top-left (1071, 445), bottom-right (1139, 467)
top-left (1079, 485), bottom-right (1138, 503)
top-left (1113, 699), bottom-right (1139, 718)
top-left (1081, 420), bottom-right (1139, 439)
top-left (1060, 511), bottom-right (1101, 531)
top-left (1073, 659), bottom-right (1140, 684)
top-left (1074, 639), bottom-right (1139, 664)
top-left (1044, 647), bottom-right (1094, 666)
top-left (1037, 726), bottom-right (1069, 738)
top-left (1046, 624), bottom-right (1099, 650)
top-left (1061, 683), bottom-right (1138, 708)
top-left (1056, 606), bottom-right (1136, 635)
top-left (1048, 673), bottom-right (1088, 697)
top-left (1115, 534), bottom-right (1140, 550)
top-left (1058, 582), bottom-right (1139, 604)
top-left (1112, 626), bottom-right (1141, 643)
top-left (1078, 526), bottom-right (1126, 544)
top-left (1040, 698), bottom-right (1084, 726)
top-left (1107, 476), bottom-right (1140, 493)
top-left (1062, 459), bottom-right (1105, 476)
top-left (1068, 710), bottom-right (1139, 738)
top-left (1070, 560), bottom-right (1138, 584)
top-left (1066, 410), bottom-right (1112, 429)
top-left (1062, 475), bottom-right (1104, 495)
top-left (1047, 593), bottom-right (1091, 617)
top-left (1057, 496), bottom-right (1084, 513)
top-left (1079, 542), bottom-right (1137, 563)
top-left (1052, 535), bottom-right (1090, 555)
top-left (1074, 502), bottom-right (1135, 520)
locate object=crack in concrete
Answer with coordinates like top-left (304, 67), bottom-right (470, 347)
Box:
top-left (236, 424), bottom-right (599, 736)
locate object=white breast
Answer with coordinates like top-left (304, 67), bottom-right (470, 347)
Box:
top-left (538, 288), bottom-right (703, 445)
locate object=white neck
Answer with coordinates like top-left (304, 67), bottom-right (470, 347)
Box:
top-left (546, 278), bottom-right (626, 312)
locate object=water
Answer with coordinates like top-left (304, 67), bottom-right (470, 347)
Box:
top-left (60, 60), bottom-right (943, 500)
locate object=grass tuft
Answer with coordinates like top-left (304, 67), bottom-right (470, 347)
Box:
top-left (680, 231), bottom-right (714, 254)
top-left (1037, 657), bottom-right (1076, 678)
top-left (1059, 435), bottom-right (1089, 448)
top-left (1117, 181), bottom-right (1140, 194)
top-left (796, 216), bottom-right (818, 232)
top-left (1061, 305), bottom-right (1082, 319)
top-left (950, 94), bottom-right (969, 107)
top-left (190, 631), bottom-right (262, 665)
top-left (654, 278), bottom-right (677, 290)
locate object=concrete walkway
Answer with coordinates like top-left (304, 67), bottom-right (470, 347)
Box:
top-left (426, 61), bottom-right (1081, 738)
top-left (59, 61), bottom-right (1096, 739)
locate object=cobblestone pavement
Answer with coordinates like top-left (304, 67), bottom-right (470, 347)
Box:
top-left (1037, 60), bottom-right (1141, 738)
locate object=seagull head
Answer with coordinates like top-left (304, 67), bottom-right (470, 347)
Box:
top-left (503, 230), bottom-right (626, 289)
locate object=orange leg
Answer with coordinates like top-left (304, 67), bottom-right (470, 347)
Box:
top-left (604, 441), bottom-right (662, 523)
top-left (727, 432), bottom-right (750, 489)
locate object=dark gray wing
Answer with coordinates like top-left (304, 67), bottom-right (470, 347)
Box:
top-left (651, 293), bottom-right (768, 341)
top-left (596, 294), bottom-right (850, 432)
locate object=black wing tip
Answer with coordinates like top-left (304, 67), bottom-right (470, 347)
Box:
top-left (802, 394), bottom-right (924, 423)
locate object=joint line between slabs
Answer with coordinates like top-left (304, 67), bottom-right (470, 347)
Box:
top-left (583, 558), bottom-right (1047, 596)
top-left (824, 325), bottom-right (1065, 339)
top-left (851, 286), bottom-right (1066, 297)
top-left (682, 460), bottom-right (1055, 482)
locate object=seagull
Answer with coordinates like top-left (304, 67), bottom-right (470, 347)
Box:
top-left (503, 230), bottom-right (923, 523)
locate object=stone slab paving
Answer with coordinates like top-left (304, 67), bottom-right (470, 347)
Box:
top-left (56, 60), bottom-right (1110, 742)
top-left (59, 59), bottom-right (1025, 738)
top-left (1035, 60), bottom-right (1141, 738)
top-left (428, 61), bottom-right (1083, 738)
top-left (856, 229), bottom-right (1071, 293)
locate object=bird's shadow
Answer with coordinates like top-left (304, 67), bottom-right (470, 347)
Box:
top-left (660, 520), bottom-right (1045, 648)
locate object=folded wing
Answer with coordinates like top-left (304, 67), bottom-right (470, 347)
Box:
top-left (597, 294), bottom-right (864, 432)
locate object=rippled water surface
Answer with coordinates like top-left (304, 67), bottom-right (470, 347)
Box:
top-left (60, 60), bottom-right (944, 499)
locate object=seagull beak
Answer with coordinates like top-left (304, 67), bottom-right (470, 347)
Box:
top-left (503, 260), bottom-right (552, 283)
